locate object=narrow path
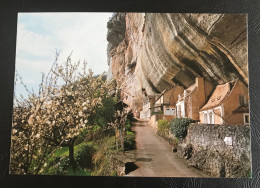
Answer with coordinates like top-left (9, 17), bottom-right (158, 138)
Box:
top-left (127, 120), bottom-right (207, 177)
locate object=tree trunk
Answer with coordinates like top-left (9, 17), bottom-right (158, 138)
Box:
top-left (69, 139), bottom-right (77, 170)
top-left (115, 130), bottom-right (119, 152)
top-left (119, 127), bottom-right (124, 153)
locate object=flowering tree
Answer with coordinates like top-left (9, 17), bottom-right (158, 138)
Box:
top-left (109, 105), bottom-right (130, 152)
top-left (10, 53), bottom-right (116, 174)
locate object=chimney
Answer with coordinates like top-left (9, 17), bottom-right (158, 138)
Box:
top-left (184, 90), bottom-right (187, 97)
top-left (196, 77), bottom-right (206, 108)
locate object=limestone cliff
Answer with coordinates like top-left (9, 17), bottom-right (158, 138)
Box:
top-left (107, 13), bottom-right (248, 113)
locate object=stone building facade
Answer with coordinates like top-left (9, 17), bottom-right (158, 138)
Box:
top-left (199, 79), bottom-right (249, 125)
top-left (175, 77), bottom-right (213, 122)
top-left (151, 85), bottom-right (184, 121)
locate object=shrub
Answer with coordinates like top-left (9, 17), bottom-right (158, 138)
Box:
top-left (74, 143), bottom-right (95, 168)
top-left (124, 131), bottom-right (136, 150)
top-left (92, 136), bottom-right (116, 176)
top-left (169, 118), bottom-right (194, 139)
top-left (44, 142), bottom-right (96, 175)
top-left (157, 119), bottom-right (169, 138)
top-left (125, 119), bottom-right (132, 131)
top-left (45, 156), bottom-right (70, 175)
top-left (169, 137), bottom-right (179, 148)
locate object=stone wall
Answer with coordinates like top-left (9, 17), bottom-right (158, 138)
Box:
top-left (110, 151), bottom-right (137, 176)
top-left (178, 123), bottom-right (251, 177)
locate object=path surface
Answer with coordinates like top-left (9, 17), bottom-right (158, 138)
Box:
top-left (127, 120), bottom-right (207, 177)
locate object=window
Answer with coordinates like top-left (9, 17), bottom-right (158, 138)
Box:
top-left (203, 111), bottom-right (214, 124)
top-left (239, 95), bottom-right (247, 106)
top-left (177, 105), bottom-right (181, 118)
top-left (244, 113), bottom-right (250, 124)
top-left (203, 113), bottom-right (208, 124)
top-left (180, 102), bottom-right (185, 118)
top-left (165, 108), bottom-right (175, 115)
top-left (208, 111), bottom-right (214, 124)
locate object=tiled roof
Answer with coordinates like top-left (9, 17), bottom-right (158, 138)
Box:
top-left (178, 83), bottom-right (197, 101)
top-left (232, 105), bottom-right (249, 113)
top-left (200, 81), bottom-right (233, 111)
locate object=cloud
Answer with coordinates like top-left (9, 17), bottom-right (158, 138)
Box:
top-left (15, 12), bottom-right (112, 97)
top-left (23, 79), bottom-right (36, 84)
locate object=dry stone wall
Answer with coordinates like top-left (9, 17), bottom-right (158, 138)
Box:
top-left (178, 123), bottom-right (251, 177)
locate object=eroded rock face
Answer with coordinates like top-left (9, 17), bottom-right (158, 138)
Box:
top-left (107, 13), bottom-right (248, 111)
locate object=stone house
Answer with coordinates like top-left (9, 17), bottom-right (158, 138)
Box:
top-left (151, 85), bottom-right (184, 121)
top-left (176, 77), bottom-right (214, 122)
top-left (199, 79), bottom-right (249, 125)
top-left (140, 95), bottom-right (155, 119)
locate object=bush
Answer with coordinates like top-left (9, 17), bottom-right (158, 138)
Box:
top-left (169, 118), bottom-right (194, 139)
top-left (124, 131), bottom-right (136, 150)
top-left (125, 119), bottom-right (132, 131)
top-left (92, 136), bottom-right (116, 176)
top-left (44, 142), bottom-right (96, 175)
top-left (157, 119), bottom-right (169, 138)
top-left (74, 143), bottom-right (96, 168)
top-left (44, 156), bottom-right (70, 175)
top-left (74, 129), bottom-right (89, 145)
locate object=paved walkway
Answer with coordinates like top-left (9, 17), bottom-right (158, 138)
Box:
top-left (127, 120), bottom-right (207, 177)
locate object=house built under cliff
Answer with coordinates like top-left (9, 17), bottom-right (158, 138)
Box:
top-left (199, 79), bottom-right (249, 125)
top-left (139, 77), bottom-right (249, 125)
top-left (106, 13), bottom-right (249, 125)
top-left (176, 77), bottom-right (214, 122)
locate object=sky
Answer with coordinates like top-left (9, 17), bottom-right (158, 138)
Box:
top-left (15, 12), bottom-right (112, 98)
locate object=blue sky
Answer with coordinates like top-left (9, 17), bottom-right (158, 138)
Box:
top-left (15, 12), bottom-right (112, 98)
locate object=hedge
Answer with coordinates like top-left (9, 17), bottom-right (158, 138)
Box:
top-left (169, 118), bottom-right (194, 139)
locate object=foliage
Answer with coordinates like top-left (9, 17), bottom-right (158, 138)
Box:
top-left (54, 146), bottom-right (69, 156)
top-left (44, 142), bottom-right (96, 175)
top-left (74, 143), bottom-right (96, 168)
top-left (10, 52), bottom-right (116, 174)
top-left (74, 129), bottom-right (88, 145)
top-left (90, 97), bottom-right (118, 128)
top-left (67, 167), bottom-right (91, 176)
top-left (151, 110), bottom-right (163, 115)
top-left (157, 119), bottom-right (169, 138)
top-left (169, 118), bottom-right (194, 139)
top-left (125, 119), bottom-right (132, 132)
top-left (92, 136), bottom-right (116, 176)
top-left (124, 131), bottom-right (136, 150)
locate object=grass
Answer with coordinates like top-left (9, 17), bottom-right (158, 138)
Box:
top-left (54, 147), bottom-right (69, 156)
top-left (92, 136), bottom-right (116, 176)
top-left (67, 167), bottom-right (91, 176)
top-left (43, 120), bottom-right (136, 176)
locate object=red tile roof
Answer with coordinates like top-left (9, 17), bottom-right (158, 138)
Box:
top-left (200, 81), bottom-right (232, 111)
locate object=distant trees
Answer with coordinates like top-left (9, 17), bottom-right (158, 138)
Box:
top-left (10, 52), bottom-right (116, 174)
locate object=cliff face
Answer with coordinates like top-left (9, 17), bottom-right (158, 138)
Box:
top-left (107, 13), bottom-right (248, 112)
